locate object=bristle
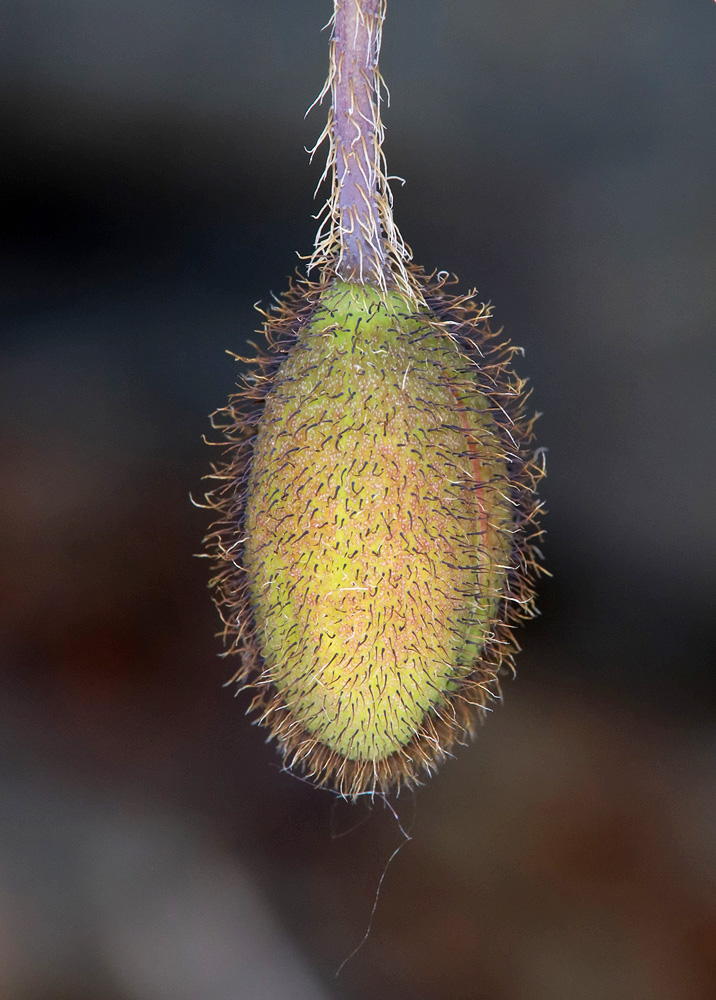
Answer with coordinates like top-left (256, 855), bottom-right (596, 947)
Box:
top-left (203, 269), bottom-right (543, 798)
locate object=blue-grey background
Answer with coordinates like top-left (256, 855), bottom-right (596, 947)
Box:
top-left (1, 2), bottom-right (715, 998)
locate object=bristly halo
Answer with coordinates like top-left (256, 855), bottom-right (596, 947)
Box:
top-left (202, 267), bottom-right (544, 798)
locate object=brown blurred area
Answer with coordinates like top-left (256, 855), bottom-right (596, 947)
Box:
top-left (1, 1), bottom-right (715, 998)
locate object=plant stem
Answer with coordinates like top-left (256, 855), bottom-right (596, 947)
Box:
top-left (331, 0), bottom-right (387, 283)
top-left (310, 0), bottom-right (414, 296)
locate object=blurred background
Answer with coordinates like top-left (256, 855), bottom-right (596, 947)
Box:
top-left (1, 0), bottom-right (715, 997)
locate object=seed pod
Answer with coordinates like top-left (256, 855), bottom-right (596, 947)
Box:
top-left (203, 1), bottom-right (543, 796)
top-left (205, 273), bottom-right (541, 796)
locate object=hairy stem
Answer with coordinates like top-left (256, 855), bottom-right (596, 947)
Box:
top-left (310, 0), bottom-right (415, 297)
top-left (331, 0), bottom-right (387, 282)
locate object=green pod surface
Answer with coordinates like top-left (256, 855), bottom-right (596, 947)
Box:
top-left (205, 275), bottom-right (541, 796)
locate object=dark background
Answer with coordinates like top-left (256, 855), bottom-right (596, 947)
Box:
top-left (1, 1), bottom-right (715, 998)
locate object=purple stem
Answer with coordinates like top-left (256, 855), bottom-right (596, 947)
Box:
top-left (332, 0), bottom-right (387, 282)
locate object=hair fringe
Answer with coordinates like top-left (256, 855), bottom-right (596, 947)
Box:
top-left (202, 267), bottom-right (545, 798)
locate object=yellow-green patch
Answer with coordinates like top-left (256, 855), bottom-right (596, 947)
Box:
top-left (243, 282), bottom-right (512, 760)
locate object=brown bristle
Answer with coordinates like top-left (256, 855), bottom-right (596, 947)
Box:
top-left (203, 269), bottom-right (544, 798)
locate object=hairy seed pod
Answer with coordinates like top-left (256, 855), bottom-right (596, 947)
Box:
top-left (203, 0), bottom-right (543, 797)
top-left (205, 274), bottom-right (542, 796)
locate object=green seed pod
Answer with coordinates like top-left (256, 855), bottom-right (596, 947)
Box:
top-left (203, 1), bottom-right (543, 796)
top-left (205, 273), bottom-right (541, 796)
